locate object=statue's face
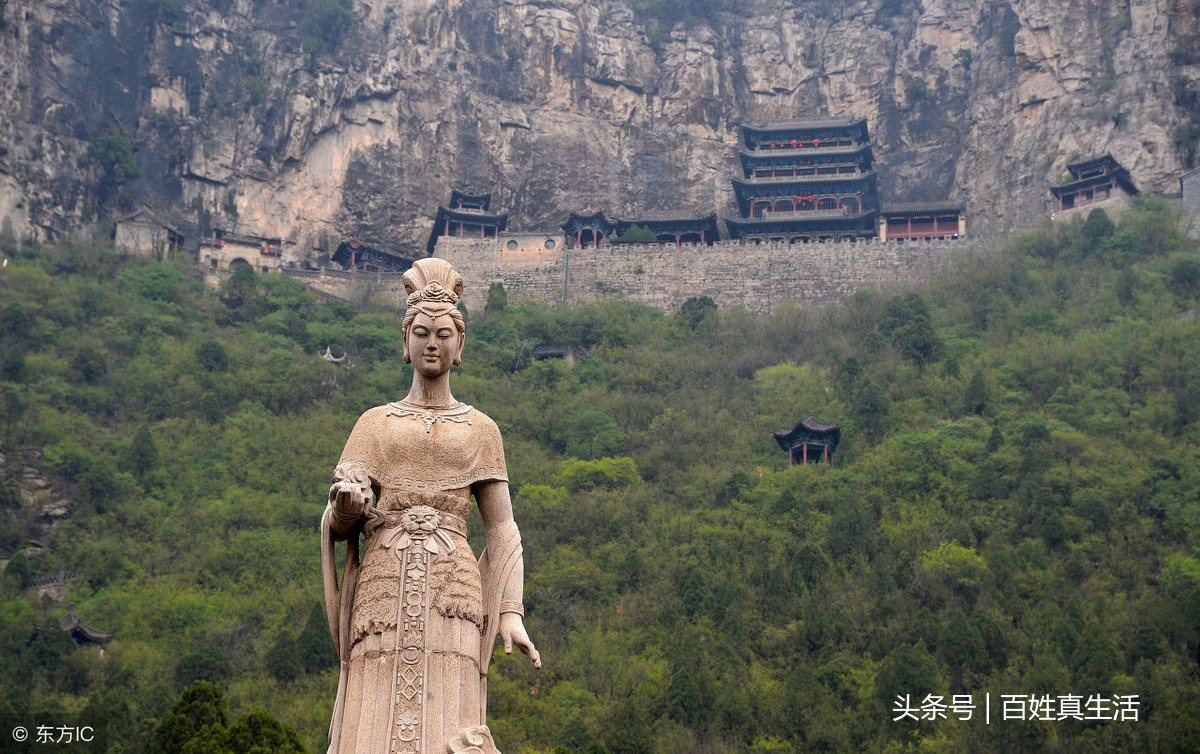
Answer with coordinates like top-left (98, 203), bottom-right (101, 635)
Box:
top-left (407, 310), bottom-right (461, 378)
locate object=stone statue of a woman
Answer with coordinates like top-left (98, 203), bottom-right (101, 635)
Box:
top-left (321, 258), bottom-right (540, 754)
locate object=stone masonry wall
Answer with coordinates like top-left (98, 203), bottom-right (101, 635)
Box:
top-left (437, 235), bottom-right (1001, 316)
top-left (279, 267), bottom-right (407, 304)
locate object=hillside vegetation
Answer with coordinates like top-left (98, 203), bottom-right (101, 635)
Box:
top-left (1, 198), bottom-right (1199, 753)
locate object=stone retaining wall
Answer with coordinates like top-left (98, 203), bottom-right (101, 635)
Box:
top-left (437, 235), bottom-right (1001, 315)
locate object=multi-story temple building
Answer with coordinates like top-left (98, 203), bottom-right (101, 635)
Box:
top-left (725, 118), bottom-right (880, 243)
top-left (426, 189), bottom-right (509, 253)
top-left (1050, 154), bottom-right (1138, 215)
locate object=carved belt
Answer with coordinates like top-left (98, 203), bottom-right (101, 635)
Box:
top-left (363, 505), bottom-right (466, 555)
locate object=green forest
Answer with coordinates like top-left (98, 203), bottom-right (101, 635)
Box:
top-left (1, 197), bottom-right (1199, 753)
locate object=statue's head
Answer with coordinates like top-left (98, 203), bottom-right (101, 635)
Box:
top-left (401, 258), bottom-right (466, 367)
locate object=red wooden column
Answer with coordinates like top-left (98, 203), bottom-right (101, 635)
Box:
top-left (788, 446), bottom-right (794, 467)
top-left (933, 216), bottom-right (939, 236)
top-left (700, 230), bottom-right (706, 244)
top-left (802, 443), bottom-right (808, 467)
top-left (823, 444), bottom-right (829, 464)
top-left (577, 229), bottom-right (582, 247)
top-left (675, 233), bottom-right (681, 247)
top-left (907, 217), bottom-right (912, 237)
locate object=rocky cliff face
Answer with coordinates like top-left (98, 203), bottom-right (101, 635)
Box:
top-left (0, 0), bottom-right (1196, 259)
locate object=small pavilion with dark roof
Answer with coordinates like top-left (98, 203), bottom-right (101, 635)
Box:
top-left (562, 210), bottom-right (618, 248)
top-left (59, 603), bottom-right (114, 646)
top-left (774, 412), bottom-right (841, 466)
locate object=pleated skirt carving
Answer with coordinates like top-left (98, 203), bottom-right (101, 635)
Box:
top-left (333, 532), bottom-right (483, 754)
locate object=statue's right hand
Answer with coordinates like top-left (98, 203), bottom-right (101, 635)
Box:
top-left (329, 481), bottom-right (367, 516)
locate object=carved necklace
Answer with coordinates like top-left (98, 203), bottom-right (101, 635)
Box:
top-left (385, 401), bottom-right (474, 434)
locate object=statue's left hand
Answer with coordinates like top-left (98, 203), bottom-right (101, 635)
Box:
top-left (499, 612), bottom-right (541, 669)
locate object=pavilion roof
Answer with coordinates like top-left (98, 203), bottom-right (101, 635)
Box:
top-left (739, 143), bottom-right (871, 161)
top-left (217, 230), bottom-right (283, 247)
top-left (725, 210), bottom-right (875, 225)
top-left (625, 210), bottom-right (718, 223)
top-left (561, 210), bottom-right (620, 235)
top-left (59, 605), bottom-right (114, 645)
top-left (880, 201), bottom-right (965, 215)
top-left (332, 240), bottom-right (415, 271)
top-left (1065, 153), bottom-right (1122, 176)
top-left (744, 117), bottom-right (868, 133)
top-left (114, 207), bottom-right (183, 236)
top-left (773, 413), bottom-right (841, 451)
top-left (428, 205), bottom-right (510, 252)
top-left (532, 345), bottom-right (574, 360)
top-left (1049, 171), bottom-right (1138, 199)
top-left (731, 171), bottom-right (877, 190)
top-left (724, 212), bottom-right (877, 236)
top-left (449, 189), bottom-right (492, 210)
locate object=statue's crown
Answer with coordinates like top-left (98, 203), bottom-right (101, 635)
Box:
top-left (403, 258), bottom-right (464, 308)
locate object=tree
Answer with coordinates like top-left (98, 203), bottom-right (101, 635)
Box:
top-left (827, 497), bottom-right (876, 560)
top-left (1168, 253), bottom-right (1200, 294)
top-left (557, 457), bottom-right (641, 491)
top-left (195, 340), bottom-right (229, 373)
top-left (220, 264), bottom-right (262, 314)
top-left (149, 681), bottom-right (228, 754)
top-left (264, 635), bottom-right (301, 684)
top-left (917, 543), bottom-right (988, 594)
top-left (300, 0), bottom-right (355, 57)
top-left (175, 648), bottom-right (232, 689)
top-left (938, 611), bottom-right (988, 688)
top-left (0, 477), bottom-right (19, 509)
top-left (985, 425), bottom-right (1003, 454)
top-left (853, 379), bottom-right (890, 436)
top-left (486, 282), bottom-right (508, 313)
top-left (874, 642), bottom-right (941, 709)
top-left (225, 708), bottom-right (305, 753)
top-left (963, 370), bottom-right (989, 415)
top-left (879, 293), bottom-right (943, 366)
top-left (1069, 622), bottom-right (1120, 690)
top-left (557, 713), bottom-right (595, 752)
top-left (4, 550), bottom-right (30, 590)
top-left (677, 296), bottom-right (716, 330)
top-left (126, 425), bottom-right (158, 478)
top-left (1, 303), bottom-right (29, 339)
top-left (836, 356), bottom-right (862, 388)
top-left (92, 124), bottom-right (139, 207)
top-left (1081, 208), bottom-right (1115, 245)
top-left (296, 602), bottom-right (337, 674)
top-left (1, 349), bottom-right (24, 381)
top-left (677, 562), bottom-right (711, 617)
top-left (665, 663), bottom-right (713, 726)
top-left (70, 346), bottom-right (107, 384)
top-left (614, 224), bottom-right (656, 243)
top-left (565, 408), bottom-right (623, 460)
top-left (603, 699), bottom-right (651, 754)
